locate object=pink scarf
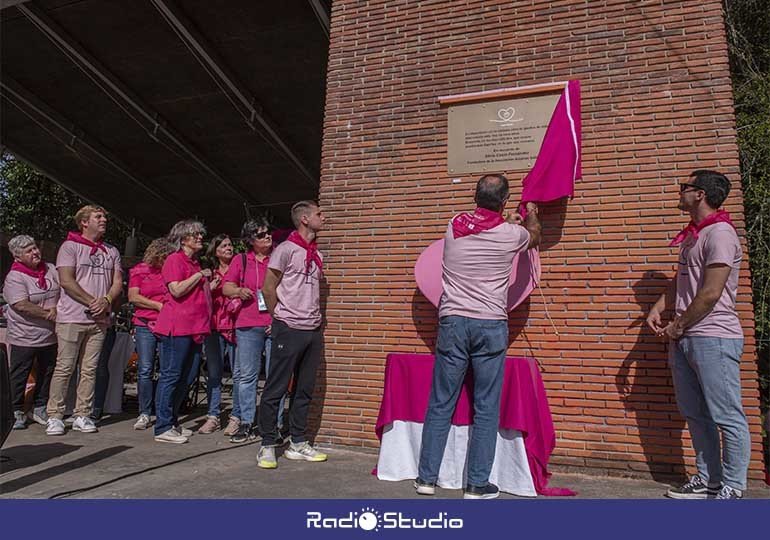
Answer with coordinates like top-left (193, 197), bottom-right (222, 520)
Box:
top-left (66, 231), bottom-right (107, 255)
top-left (287, 230), bottom-right (323, 276)
top-left (669, 210), bottom-right (736, 247)
top-left (451, 207), bottom-right (505, 239)
top-left (10, 261), bottom-right (49, 290)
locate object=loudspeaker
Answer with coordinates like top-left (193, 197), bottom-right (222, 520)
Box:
top-left (0, 345), bottom-right (13, 449)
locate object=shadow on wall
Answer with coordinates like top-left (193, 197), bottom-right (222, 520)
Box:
top-left (307, 274), bottom-right (328, 444)
top-left (615, 270), bottom-right (687, 483)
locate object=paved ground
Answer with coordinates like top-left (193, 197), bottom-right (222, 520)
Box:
top-left (1, 411), bottom-right (768, 499)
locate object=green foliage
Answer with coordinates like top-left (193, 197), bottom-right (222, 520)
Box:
top-left (724, 0), bottom-right (770, 432)
top-left (0, 152), bottom-right (143, 250)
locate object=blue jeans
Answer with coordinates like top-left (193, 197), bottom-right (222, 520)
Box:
top-left (155, 335), bottom-right (200, 435)
top-left (134, 326), bottom-right (159, 416)
top-left (203, 332), bottom-right (234, 417)
top-left (235, 327), bottom-right (285, 426)
top-left (418, 315), bottom-right (508, 488)
top-left (669, 336), bottom-right (750, 491)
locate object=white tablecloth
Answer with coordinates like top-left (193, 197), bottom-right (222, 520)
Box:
top-left (377, 420), bottom-right (537, 497)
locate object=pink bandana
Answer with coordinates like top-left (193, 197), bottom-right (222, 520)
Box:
top-left (451, 207), bottom-right (505, 239)
top-left (66, 231), bottom-right (107, 255)
top-left (287, 230), bottom-right (323, 276)
top-left (10, 261), bottom-right (49, 290)
top-left (669, 210), bottom-right (736, 247)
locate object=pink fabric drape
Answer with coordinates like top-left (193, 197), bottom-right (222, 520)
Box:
top-left (374, 353), bottom-right (575, 496)
top-left (520, 79), bottom-right (581, 212)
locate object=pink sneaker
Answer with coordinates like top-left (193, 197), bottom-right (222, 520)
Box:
top-left (198, 416), bottom-right (221, 434)
top-left (223, 416), bottom-right (240, 436)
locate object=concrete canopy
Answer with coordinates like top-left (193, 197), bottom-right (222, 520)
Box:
top-left (0, 0), bottom-right (329, 236)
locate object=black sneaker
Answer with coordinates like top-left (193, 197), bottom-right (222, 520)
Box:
top-left (715, 485), bottom-right (743, 500)
top-left (229, 423), bottom-right (257, 444)
top-left (414, 478), bottom-right (436, 496)
top-left (463, 483), bottom-right (499, 500)
top-left (665, 475), bottom-right (720, 499)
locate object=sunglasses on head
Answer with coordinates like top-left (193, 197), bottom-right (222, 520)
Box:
top-left (679, 183), bottom-right (703, 193)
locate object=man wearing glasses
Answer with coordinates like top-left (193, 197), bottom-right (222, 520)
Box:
top-left (646, 170), bottom-right (750, 500)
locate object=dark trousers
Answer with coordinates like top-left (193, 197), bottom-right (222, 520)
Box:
top-left (93, 326), bottom-right (117, 416)
top-left (9, 343), bottom-right (57, 411)
top-left (258, 320), bottom-right (321, 446)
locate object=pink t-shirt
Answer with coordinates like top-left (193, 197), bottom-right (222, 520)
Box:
top-left (676, 222), bottom-right (743, 338)
top-left (55, 240), bottom-right (122, 324)
top-left (128, 262), bottom-right (166, 327)
top-left (268, 241), bottom-right (323, 330)
top-left (439, 221), bottom-right (530, 320)
top-left (153, 250), bottom-right (212, 337)
top-left (224, 252), bottom-right (272, 328)
top-left (3, 263), bottom-right (60, 346)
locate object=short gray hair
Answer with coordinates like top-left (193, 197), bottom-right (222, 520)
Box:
top-left (8, 235), bottom-right (36, 258)
top-left (166, 219), bottom-right (206, 251)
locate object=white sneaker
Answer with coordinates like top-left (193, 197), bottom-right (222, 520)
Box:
top-left (284, 441), bottom-right (328, 462)
top-left (72, 415), bottom-right (98, 433)
top-left (46, 417), bottom-right (65, 436)
top-left (133, 414), bottom-right (152, 430)
top-left (175, 425), bottom-right (193, 437)
top-left (154, 429), bottom-right (188, 444)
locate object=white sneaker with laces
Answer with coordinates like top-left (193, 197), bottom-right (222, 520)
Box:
top-left (46, 417), bottom-right (65, 436)
top-left (72, 415), bottom-right (98, 433)
top-left (133, 414), bottom-right (152, 430)
top-left (284, 441), bottom-right (328, 462)
top-left (175, 425), bottom-right (193, 437)
top-left (154, 429), bottom-right (188, 444)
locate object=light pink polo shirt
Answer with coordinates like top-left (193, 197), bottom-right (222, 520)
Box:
top-left (676, 222), bottom-right (743, 338)
top-left (439, 221), bottom-right (530, 320)
top-left (153, 250), bottom-right (212, 337)
top-left (128, 262), bottom-right (166, 327)
top-left (224, 252), bottom-right (272, 329)
top-left (55, 240), bottom-right (122, 324)
top-left (269, 241), bottom-right (322, 330)
top-left (3, 263), bottom-right (60, 346)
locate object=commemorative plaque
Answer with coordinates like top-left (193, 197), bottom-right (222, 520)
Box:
top-left (446, 92), bottom-right (561, 174)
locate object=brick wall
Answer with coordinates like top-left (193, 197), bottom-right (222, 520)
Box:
top-left (316, 0), bottom-right (764, 481)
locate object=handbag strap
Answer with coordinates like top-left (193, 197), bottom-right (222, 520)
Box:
top-left (240, 252), bottom-right (247, 288)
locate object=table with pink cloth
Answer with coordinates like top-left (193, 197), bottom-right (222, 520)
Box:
top-left (374, 353), bottom-right (573, 496)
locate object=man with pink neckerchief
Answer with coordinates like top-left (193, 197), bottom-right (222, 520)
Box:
top-left (46, 205), bottom-right (122, 436)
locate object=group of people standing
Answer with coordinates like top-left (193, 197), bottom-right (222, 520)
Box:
top-left (3, 200), bottom-right (328, 469)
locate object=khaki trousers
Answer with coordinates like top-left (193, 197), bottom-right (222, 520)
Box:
top-left (46, 322), bottom-right (106, 420)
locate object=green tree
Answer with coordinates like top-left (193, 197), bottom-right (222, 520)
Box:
top-left (724, 0), bottom-right (770, 465)
top-left (0, 151), bottom-right (143, 249)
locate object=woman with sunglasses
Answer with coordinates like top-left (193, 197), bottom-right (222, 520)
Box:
top-left (222, 217), bottom-right (285, 443)
top-left (197, 234), bottom-right (236, 434)
top-left (152, 220), bottom-right (212, 444)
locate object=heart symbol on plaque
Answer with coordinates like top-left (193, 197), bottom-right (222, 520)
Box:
top-left (498, 107), bottom-right (516, 121)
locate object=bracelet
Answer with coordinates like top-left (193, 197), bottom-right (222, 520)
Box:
top-left (104, 294), bottom-right (112, 304)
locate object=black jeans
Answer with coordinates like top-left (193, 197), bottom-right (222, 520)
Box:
top-left (9, 343), bottom-right (57, 412)
top-left (258, 320), bottom-right (321, 446)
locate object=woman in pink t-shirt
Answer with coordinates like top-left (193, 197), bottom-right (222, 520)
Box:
top-left (2, 235), bottom-right (60, 430)
top-left (196, 234), bottom-right (236, 434)
top-left (222, 217), bottom-right (285, 443)
top-left (127, 238), bottom-right (174, 431)
top-left (152, 220), bottom-right (212, 444)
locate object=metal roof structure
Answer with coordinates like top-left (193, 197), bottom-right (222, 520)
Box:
top-left (1, 0), bottom-right (330, 235)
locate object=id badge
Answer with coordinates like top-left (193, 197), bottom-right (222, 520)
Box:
top-left (257, 290), bottom-right (268, 312)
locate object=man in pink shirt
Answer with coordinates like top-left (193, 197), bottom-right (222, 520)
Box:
top-left (647, 170), bottom-right (750, 500)
top-left (45, 205), bottom-right (123, 436)
top-left (257, 200), bottom-right (327, 469)
top-left (415, 174), bottom-right (541, 500)
top-left (2, 235), bottom-right (60, 430)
